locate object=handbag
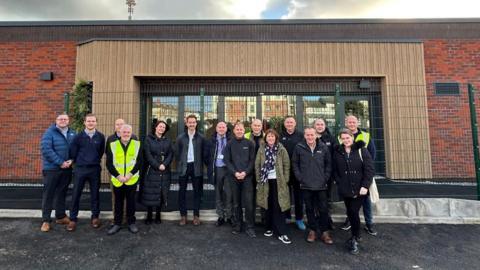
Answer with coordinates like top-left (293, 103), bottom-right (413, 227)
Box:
top-left (358, 149), bottom-right (380, 203)
top-left (369, 178), bottom-right (380, 204)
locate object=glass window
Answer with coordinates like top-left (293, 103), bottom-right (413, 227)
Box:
top-left (185, 95), bottom-right (218, 138)
top-left (303, 96), bottom-right (336, 130)
top-left (261, 95), bottom-right (296, 134)
top-left (151, 96), bottom-right (179, 143)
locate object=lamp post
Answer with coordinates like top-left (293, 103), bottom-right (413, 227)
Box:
top-left (126, 0), bottom-right (136, 20)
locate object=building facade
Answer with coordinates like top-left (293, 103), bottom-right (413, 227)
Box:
top-left (0, 19), bottom-right (479, 182)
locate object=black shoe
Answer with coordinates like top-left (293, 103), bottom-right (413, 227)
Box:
top-left (347, 238), bottom-right (359, 255)
top-left (144, 218), bottom-right (153, 225)
top-left (107, 225), bottom-right (121, 235)
top-left (245, 228), bottom-right (256, 238)
top-left (364, 224), bottom-right (378, 236)
top-left (341, 219), bottom-right (351, 231)
top-left (231, 228), bottom-right (241, 235)
top-left (128, 224), bottom-right (139, 234)
top-left (215, 217), bottom-right (225, 227)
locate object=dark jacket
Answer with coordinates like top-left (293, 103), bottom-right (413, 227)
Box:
top-left (106, 138), bottom-right (143, 178)
top-left (40, 124), bottom-right (76, 170)
top-left (207, 130), bottom-right (232, 183)
top-left (105, 132), bottom-right (138, 158)
top-left (280, 128), bottom-right (304, 159)
top-left (317, 128), bottom-right (336, 159)
top-left (332, 141), bottom-right (375, 198)
top-left (175, 131), bottom-right (208, 177)
top-left (292, 140), bottom-right (332, 190)
top-left (245, 131), bottom-right (264, 155)
top-left (223, 137), bottom-right (255, 177)
top-left (69, 130), bottom-right (105, 167)
top-left (141, 134), bottom-right (173, 206)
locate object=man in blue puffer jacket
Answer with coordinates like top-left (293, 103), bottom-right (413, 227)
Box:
top-left (40, 113), bottom-right (76, 232)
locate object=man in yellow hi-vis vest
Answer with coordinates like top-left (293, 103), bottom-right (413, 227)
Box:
top-left (106, 124), bottom-right (143, 235)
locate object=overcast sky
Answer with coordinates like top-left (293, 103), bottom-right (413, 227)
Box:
top-left (0, 0), bottom-right (478, 21)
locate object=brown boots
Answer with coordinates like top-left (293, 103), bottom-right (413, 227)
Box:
top-left (307, 230), bottom-right (333, 244)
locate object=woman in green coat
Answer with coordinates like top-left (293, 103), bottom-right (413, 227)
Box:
top-left (255, 129), bottom-right (291, 244)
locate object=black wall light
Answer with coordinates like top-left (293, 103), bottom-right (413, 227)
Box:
top-left (359, 79), bottom-right (371, 89)
top-left (39, 72), bottom-right (53, 81)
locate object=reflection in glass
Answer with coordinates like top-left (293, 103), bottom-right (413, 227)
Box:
top-left (261, 95), bottom-right (296, 134)
top-left (151, 96), bottom-right (179, 143)
top-left (225, 96), bottom-right (257, 130)
top-left (185, 96), bottom-right (219, 138)
top-left (345, 100), bottom-right (370, 129)
top-left (303, 96), bottom-right (336, 131)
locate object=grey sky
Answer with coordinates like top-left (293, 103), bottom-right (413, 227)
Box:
top-left (0, 0), bottom-right (478, 21)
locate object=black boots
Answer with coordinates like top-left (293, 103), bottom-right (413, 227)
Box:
top-left (145, 207), bottom-right (161, 225)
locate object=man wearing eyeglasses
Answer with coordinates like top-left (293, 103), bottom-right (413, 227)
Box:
top-left (40, 113), bottom-right (76, 232)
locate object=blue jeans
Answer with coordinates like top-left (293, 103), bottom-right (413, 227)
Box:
top-left (69, 166), bottom-right (101, 221)
top-left (41, 169), bottom-right (72, 222)
top-left (362, 196), bottom-right (373, 226)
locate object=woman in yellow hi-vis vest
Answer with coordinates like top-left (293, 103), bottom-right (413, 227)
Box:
top-left (106, 124), bottom-right (143, 235)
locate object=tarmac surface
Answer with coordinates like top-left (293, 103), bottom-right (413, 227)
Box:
top-left (0, 219), bottom-right (479, 270)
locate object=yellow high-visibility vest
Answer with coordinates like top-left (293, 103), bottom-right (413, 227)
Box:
top-left (110, 139), bottom-right (141, 187)
top-left (338, 130), bottom-right (370, 147)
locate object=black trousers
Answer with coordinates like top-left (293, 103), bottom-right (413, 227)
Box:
top-left (147, 206), bottom-right (161, 219)
top-left (113, 184), bottom-right (137, 225)
top-left (303, 189), bottom-right (329, 233)
top-left (178, 163), bottom-right (203, 217)
top-left (344, 196), bottom-right (366, 238)
top-left (70, 166), bottom-right (101, 221)
top-left (286, 172), bottom-right (304, 220)
top-left (231, 175), bottom-right (255, 230)
top-left (265, 179), bottom-right (288, 236)
top-left (41, 169), bottom-right (72, 222)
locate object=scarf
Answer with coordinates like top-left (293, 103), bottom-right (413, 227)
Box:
top-left (260, 144), bottom-right (279, 184)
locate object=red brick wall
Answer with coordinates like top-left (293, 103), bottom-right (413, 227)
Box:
top-left (424, 39), bottom-right (480, 179)
top-left (0, 41), bottom-right (77, 181)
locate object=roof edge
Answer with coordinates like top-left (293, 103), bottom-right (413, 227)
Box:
top-left (77, 38), bottom-right (424, 46)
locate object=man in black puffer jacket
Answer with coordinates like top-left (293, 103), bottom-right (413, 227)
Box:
top-left (223, 122), bottom-right (256, 238)
top-left (292, 127), bottom-right (332, 244)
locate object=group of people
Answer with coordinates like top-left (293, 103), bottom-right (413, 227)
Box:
top-left (40, 112), bottom-right (376, 255)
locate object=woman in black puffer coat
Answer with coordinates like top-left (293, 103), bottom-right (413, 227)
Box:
top-left (141, 120), bottom-right (173, 224)
top-left (333, 129), bottom-right (374, 255)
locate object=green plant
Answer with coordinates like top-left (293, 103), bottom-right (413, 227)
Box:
top-left (70, 80), bottom-right (92, 132)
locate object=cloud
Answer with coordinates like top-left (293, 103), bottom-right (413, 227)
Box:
top-left (282, 0), bottom-right (383, 19)
top-left (0, 0), bottom-right (270, 21)
top-left (282, 0), bottom-right (480, 19)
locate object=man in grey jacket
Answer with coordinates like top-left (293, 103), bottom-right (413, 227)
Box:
top-left (223, 122), bottom-right (256, 238)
